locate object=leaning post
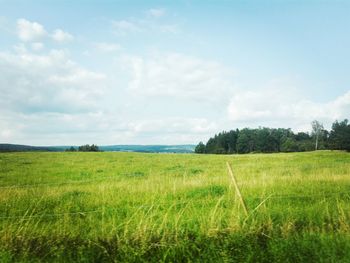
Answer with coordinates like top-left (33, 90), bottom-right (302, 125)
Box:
top-left (226, 162), bottom-right (249, 216)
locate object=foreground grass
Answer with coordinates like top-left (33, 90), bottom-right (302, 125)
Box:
top-left (0, 151), bottom-right (349, 262)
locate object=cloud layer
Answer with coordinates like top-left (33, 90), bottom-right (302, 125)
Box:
top-left (0, 49), bottom-right (105, 114)
top-left (51, 29), bottom-right (74, 43)
top-left (124, 52), bottom-right (235, 103)
top-left (17, 19), bottom-right (74, 43)
top-left (1, 12), bottom-right (349, 145)
top-left (17, 19), bottom-right (47, 42)
top-left (228, 89), bottom-right (350, 131)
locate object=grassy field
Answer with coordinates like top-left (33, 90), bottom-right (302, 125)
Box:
top-left (0, 151), bottom-right (350, 262)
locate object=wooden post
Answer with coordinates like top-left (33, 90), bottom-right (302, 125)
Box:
top-left (226, 162), bottom-right (249, 216)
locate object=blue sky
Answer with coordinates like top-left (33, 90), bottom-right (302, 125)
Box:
top-left (0, 0), bottom-right (349, 145)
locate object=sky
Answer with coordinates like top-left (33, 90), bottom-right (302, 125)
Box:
top-left (0, 0), bottom-right (349, 145)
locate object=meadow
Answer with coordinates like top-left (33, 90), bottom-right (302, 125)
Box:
top-left (0, 151), bottom-right (350, 262)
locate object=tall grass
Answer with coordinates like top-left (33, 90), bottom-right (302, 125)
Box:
top-left (0, 151), bottom-right (349, 262)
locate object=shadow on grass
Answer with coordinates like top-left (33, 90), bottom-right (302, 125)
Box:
top-left (1, 232), bottom-right (350, 262)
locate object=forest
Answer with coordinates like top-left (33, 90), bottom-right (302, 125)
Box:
top-left (195, 119), bottom-right (350, 154)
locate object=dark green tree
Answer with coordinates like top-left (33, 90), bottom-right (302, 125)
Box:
top-left (194, 142), bottom-right (206, 153)
top-left (65, 146), bottom-right (77, 152)
top-left (329, 119), bottom-right (350, 151)
top-left (227, 130), bottom-right (238, 153)
top-left (196, 123), bottom-right (334, 154)
top-left (294, 132), bottom-right (311, 141)
top-left (236, 129), bottom-right (253, 153)
top-left (90, 144), bottom-right (99, 152)
top-left (281, 138), bottom-right (299, 152)
top-left (78, 144), bottom-right (100, 152)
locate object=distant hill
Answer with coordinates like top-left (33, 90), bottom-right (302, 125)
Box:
top-left (99, 145), bottom-right (195, 153)
top-left (0, 144), bottom-right (63, 152)
top-left (0, 144), bottom-right (195, 153)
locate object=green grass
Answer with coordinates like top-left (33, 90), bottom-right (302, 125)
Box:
top-left (0, 151), bottom-right (350, 262)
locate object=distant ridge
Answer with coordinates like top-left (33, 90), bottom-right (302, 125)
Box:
top-left (0, 144), bottom-right (195, 153)
top-left (99, 145), bottom-right (195, 153)
top-left (0, 144), bottom-right (62, 152)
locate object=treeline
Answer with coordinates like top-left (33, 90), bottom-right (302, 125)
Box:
top-left (65, 144), bottom-right (100, 152)
top-left (195, 119), bottom-right (350, 154)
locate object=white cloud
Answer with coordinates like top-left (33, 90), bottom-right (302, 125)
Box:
top-left (0, 47), bottom-right (221, 145)
top-left (13, 43), bottom-right (27, 53)
top-left (227, 88), bottom-right (350, 131)
top-left (121, 117), bottom-right (218, 144)
top-left (94, 42), bottom-right (121, 52)
top-left (0, 48), bottom-right (106, 114)
top-left (0, 47), bottom-right (113, 144)
top-left (147, 8), bottom-right (166, 18)
top-left (128, 118), bottom-right (217, 134)
top-left (112, 17), bottom-right (179, 36)
top-left (31, 42), bottom-right (44, 51)
top-left (0, 110), bottom-right (117, 145)
top-left (112, 20), bottom-right (139, 35)
top-left (17, 18), bottom-right (47, 42)
top-left (51, 29), bottom-right (74, 43)
top-left (0, 108), bottom-right (215, 145)
top-left (123, 52), bottom-right (236, 103)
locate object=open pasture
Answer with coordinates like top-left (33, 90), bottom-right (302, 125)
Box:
top-left (0, 151), bottom-right (350, 262)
